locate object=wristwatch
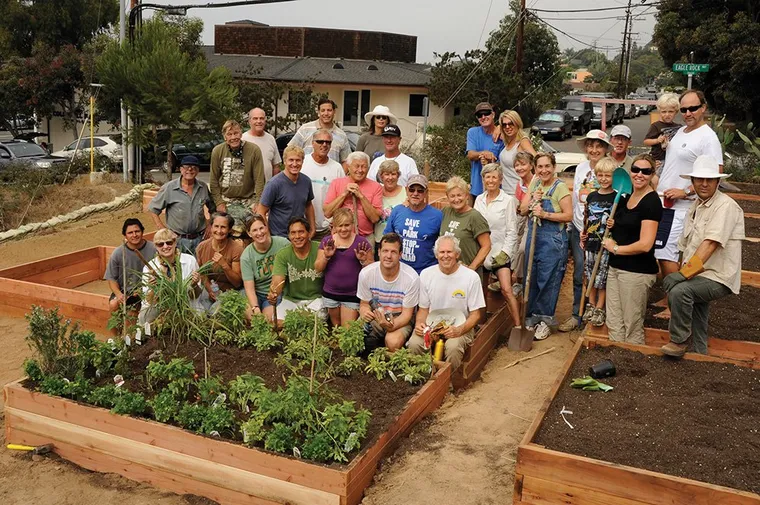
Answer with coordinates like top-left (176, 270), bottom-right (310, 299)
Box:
top-left (685, 188), bottom-right (694, 197)
top-left (613, 244), bottom-right (619, 254)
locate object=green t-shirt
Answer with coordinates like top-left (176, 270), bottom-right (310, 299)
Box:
top-left (240, 236), bottom-right (291, 295)
top-left (528, 178), bottom-right (571, 213)
top-left (272, 241), bottom-right (323, 302)
top-left (440, 207), bottom-right (491, 267)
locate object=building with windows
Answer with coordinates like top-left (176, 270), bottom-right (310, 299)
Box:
top-left (206, 21), bottom-right (452, 139)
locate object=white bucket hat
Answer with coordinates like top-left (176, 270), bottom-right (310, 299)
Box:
top-left (576, 129), bottom-right (611, 150)
top-left (364, 105), bottom-right (397, 126)
top-left (680, 155), bottom-right (730, 179)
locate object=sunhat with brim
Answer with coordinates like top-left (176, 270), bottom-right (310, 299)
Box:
top-left (680, 155), bottom-right (730, 179)
top-left (364, 105), bottom-right (397, 126)
top-left (576, 129), bottom-right (611, 150)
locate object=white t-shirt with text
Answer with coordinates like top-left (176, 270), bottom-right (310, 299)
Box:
top-left (419, 264), bottom-right (485, 318)
top-left (368, 153), bottom-right (419, 187)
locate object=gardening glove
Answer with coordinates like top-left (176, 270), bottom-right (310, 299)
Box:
top-left (662, 272), bottom-right (687, 292)
top-left (491, 251), bottom-right (509, 268)
top-left (570, 376), bottom-right (613, 392)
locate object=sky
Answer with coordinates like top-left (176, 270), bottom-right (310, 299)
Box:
top-left (142, 0), bottom-right (659, 64)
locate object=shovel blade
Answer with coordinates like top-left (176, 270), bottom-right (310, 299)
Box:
top-left (508, 326), bottom-right (534, 352)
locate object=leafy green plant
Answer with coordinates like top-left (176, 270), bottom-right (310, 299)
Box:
top-left (228, 373), bottom-right (268, 412)
top-left (710, 114), bottom-right (736, 154)
top-left (365, 348), bottom-right (432, 384)
top-left (145, 357), bottom-right (196, 397)
top-left (87, 385), bottom-right (147, 415)
top-left (264, 422), bottom-right (297, 453)
top-left (278, 308), bottom-right (332, 377)
top-left (334, 320), bottom-right (365, 357)
top-left (236, 314), bottom-right (280, 351)
top-left (196, 376), bottom-right (224, 404)
top-left (176, 403), bottom-right (235, 435)
top-left (148, 389), bottom-right (180, 422)
top-left (335, 356), bottom-right (364, 377)
top-left (39, 373), bottom-right (93, 400)
top-left (212, 290), bottom-right (249, 335)
top-left (23, 358), bottom-right (44, 382)
top-left (365, 348), bottom-right (390, 380)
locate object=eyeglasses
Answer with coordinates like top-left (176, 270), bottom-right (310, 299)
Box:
top-left (155, 240), bottom-right (176, 247)
top-left (501, 121), bottom-right (515, 128)
top-left (408, 186), bottom-right (427, 194)
top-left (631, 166), bottom-right (654, 175)
top-left (475, 111), bottom-right (492, 118)
top-left (314, 139), bottom-right (332, 145)
top-left (180, 165), bottom-right (199, 170)
top-left (375, 115), bottom-right (389, 121)
top-left (680, 104), bottom-right (703, 114)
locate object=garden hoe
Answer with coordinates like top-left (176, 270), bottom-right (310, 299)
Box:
top-left (508, 217), bottom-right (538, 352)
top-left (579, 167), bottom-right (633, 322)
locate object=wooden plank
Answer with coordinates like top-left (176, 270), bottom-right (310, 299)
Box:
top-left (23, 257), bottom-right (100, 286)
top-left (462, 308), bottom-right (511, 381)
top-left (742, 270), bottom-right (760, 287)
top-left (0, 292), bottom-right (110, 331)
top-left (520, 475), bottom-right (651, 505)
top-left (517, 444), bottom-right (760, 505)
top-left (143, 190), bottom-right (158, 212)
top-left (4, 382), bottom-right (352, 494)
top-left (8, 428), bottom-right (284, 505)
top-left (0, 278), bottom-right (108, 310)
top-left (7, 407), bottom-right (341, 505)
top-left (729, 192), bottom-right (760, 202)
top-left (745, 213), bottom-right (760, 219)
top-left (0, 247), bottom-right (101, 280)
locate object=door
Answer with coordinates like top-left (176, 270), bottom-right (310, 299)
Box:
top-left (343, 89), bottom-right (371, 128)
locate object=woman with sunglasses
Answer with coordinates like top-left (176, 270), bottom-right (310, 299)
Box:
top-left (519, 152), bottom-right (572, 340)
top-left (357, 105), bottom-right (397, 160)
top-left (196, 212), bottom-right (244, 313)
top-left (241, 214), bottom-right (291, 321)
top-left (138, 228), bottom-right (203, 325)
top-left (602, 154), bottom-right (663, 344)
top-left (498, 110), bottom-right (536, 196)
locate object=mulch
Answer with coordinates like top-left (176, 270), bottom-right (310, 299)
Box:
top-left (738, 199), bottom-right (760, 215)
top-left (743, 240), bottom-right (760, 272)
top-left (731, 183), bottom-right (760, 196)
top-left (534, 345), bottom-right (760, 495)
top-left (744, 217), bottom-right (760, 238)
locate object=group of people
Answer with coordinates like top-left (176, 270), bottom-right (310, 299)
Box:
top-left (110, 89), bottom-right (744, 366)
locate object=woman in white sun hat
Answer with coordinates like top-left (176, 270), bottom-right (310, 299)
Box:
top-left (357, 105), bottom-right (398, 161)
top-left (558, 129), bottom-right (612, 333)
top-left (659, 154), bottom-right (743, 358)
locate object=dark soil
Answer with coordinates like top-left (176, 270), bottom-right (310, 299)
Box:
top-left (738, 199), bottom-right (760, 215)
top-left (645, 285), bottom-right (760, 342)
top-left (743, 240), bottom-right (760, 272)
top-left (744, 217), bottom-right (760, 238)
top-left (732, 183), bottom-right (760, 196)
top-left (534, 346), bottom-right (760, 495)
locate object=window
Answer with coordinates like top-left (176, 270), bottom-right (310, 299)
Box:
top-left (92, 138), bottom-right (108, 147)
top-left (332, 63), bottom-right (344, 70)
top-left (288, 90), bottom-right (313, 116)
top-left (360, 90), bottom-right (371, 126)
top-left (409, 94), bottom-right (427, 117)
top-left (343, 90), bottom-right (371, 127)
top-left (0, 147), bottom-right (11, 159)
top-left (367, 64), bottom-right (378, 71)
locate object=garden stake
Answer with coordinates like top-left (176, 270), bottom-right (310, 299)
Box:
top-left (309, 311), bottom-right (318, 394)
top-left (269, 280), bottom-right (285, 330)
top-left (204, 347), bottom-right (209, 379)
top-left (122, 240), bottom-right (128, 340)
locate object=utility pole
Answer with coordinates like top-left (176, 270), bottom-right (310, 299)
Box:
top-left (515, 0), bottom-right (526, 73)
top-left (624, 33), bottom-right (637, 95)
top-left (616, 0), bottom-right (632, 97)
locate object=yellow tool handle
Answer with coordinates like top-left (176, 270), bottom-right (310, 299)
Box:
top-left (7, 444), bottom-right (35, 451)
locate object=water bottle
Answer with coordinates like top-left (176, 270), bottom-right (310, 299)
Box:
top-left (211, 280), bottom-right (220, 297)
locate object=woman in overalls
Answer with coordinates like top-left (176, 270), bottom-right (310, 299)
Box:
top-left (518, 152), bottom-right (573, 340)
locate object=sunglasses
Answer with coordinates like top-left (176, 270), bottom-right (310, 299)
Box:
top-left (631, 166), bottom-right (654, 175)
top-left (155, 240), bottom-right (176, 247)
top-left (375, 115), bottom-right (389, 121)
top-left (501, 121), bottom-right (515, 128)
top-left (314, 139), bottom-right (332, 145)
top-left (475, 111), bottom-right (492, 118)
top-left (408, 186), bottom-right (427, 194)
top-left (680, 104), bottom-right (703, 114)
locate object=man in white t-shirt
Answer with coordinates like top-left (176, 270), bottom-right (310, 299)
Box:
top-left (241, 108), bottom-right (282, 181)
top-left (368, 125), bottom-right (419, 186)
top-left (408, 235), bottom-right (486, 369)
top-left (357, 233), bottom-right (420, 352)
top-left (654, 90), bottom-right (723, 278)
top-left (299, 129), bottom-right (346, 239)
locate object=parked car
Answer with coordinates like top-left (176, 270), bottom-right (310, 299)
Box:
top-left (530, 110), bottom-right (574, 140)
top-left (624, 103), bottom-right (637, 119)
top-left (590, 103), bottom-right (620, 129)
top-left (51, 135), bottom-right (123, 164)
top-left (0, 140), bottom-right (67, 170)
top-left (275, 130), bottom-right (359, 159)
top-left (557, 96), bottom-right (593, 135)
top-left (540, 140), bottom-right (586, 174)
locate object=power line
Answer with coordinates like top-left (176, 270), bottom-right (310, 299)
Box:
top-left (530, 3), bottom-right (661, 13)
top-left (537, 12), bottom-right (655, 21)
top-left (534, 17), bottom-right (617, 50)
top-left (477, 0), bottom-right (496, 48)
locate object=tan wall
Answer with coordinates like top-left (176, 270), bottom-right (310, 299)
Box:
top-left (45, 117), bottom-right (119, 153)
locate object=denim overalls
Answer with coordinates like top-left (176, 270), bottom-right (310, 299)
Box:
top-left (524, 179), bottom-right (569, 327)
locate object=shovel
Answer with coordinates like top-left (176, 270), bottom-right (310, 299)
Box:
top-left (508, 217), bottom-right (538, 352)
top-left (579, 167), bottom-right (633, 320)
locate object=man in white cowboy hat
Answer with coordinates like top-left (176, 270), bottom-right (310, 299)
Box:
top-left (608, 124), bottom-right (634, 173)
top-left (367, 125), bottom-right (419, 186)
top-left (357, 105), bottom-right (398, 160)
top-left (661, 155), bottom-right (744, 358)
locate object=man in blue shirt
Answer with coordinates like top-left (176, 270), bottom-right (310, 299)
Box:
top-left (466, 102), bottom-right (504, 199)
top-left (384, 174), bottom-right (443, 274)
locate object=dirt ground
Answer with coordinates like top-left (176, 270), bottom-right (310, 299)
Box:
top-left (0, 201), bottom-right (579, 505)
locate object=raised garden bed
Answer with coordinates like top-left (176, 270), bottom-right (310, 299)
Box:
top-left (738, 198), bottom-right (760, 215)
top-left (745, 217), bottom-right (760, 238)
top-left (452, 304), bottom-right (512, 390)
top-left (731, 183), bottom-right (760, 197)
top-left (513, 338), bottom-right (760, 505)
top-left (4, 361), bottom-right (451, 505)
top-left (744, 240), bottom-right (760, 271)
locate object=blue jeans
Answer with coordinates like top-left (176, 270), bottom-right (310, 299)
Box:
top-left (568, 224), bottom-right (584, 321)
top-left (524, 218), bottom-right (569, 328)
top-left (178, 236), bottom-right (202, 255)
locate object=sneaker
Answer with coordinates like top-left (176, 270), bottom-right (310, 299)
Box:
top-left (512, 283), bottom-right (523, 297)
top-left (581, 304), bottom-right (595, 323)
top-left (558, 317), bottom-right (578, 332)
top-left (534, 322), bottom-right (551, 340)
top-left (590, 308), bottom-right (606, 327)
top-left (488, 281), bottom-right (501, 292)
top-left (661, 341), bottom-right (688, 358)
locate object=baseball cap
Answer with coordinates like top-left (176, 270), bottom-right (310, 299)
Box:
top-left (474, 102), bottom-right (493, 114)
top-left (576, 129), bottom-right (611, 150)
top-left (180, 155), bottom-right (201, 167)
top-left (610, 125), bottom-right (632, 139)
top-left (382, 125), bottom-right (402, 137)
top-left (406, 174), bottom-right (429, 189)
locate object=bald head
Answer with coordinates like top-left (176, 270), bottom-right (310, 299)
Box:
top-left (248, 108), bottom-right (267, 135)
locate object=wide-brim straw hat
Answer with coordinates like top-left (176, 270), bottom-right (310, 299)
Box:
top-left (680, 155), bottom-right (730, 179)
top-left (364, 105), bottom-right (397, 126)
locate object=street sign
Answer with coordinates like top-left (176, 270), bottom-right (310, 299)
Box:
top-left (672, 63), bottom-right (710, 73)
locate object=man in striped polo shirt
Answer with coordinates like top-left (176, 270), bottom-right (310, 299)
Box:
top-left (287, 98), bottom-right (352, 171)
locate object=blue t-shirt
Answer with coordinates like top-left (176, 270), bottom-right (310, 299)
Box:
top-left (259, 172), bottom-right (314, 237)
top-left (384, 205), bottom-right (443, 274)
top-left (466, 126), bottom-right (504, 196)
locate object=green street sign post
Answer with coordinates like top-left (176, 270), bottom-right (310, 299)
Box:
top-left (672, 63), bottom-right (710, 73)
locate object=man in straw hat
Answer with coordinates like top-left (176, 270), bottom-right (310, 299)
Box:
top-left (660, 155), bottom-right (744, 358)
